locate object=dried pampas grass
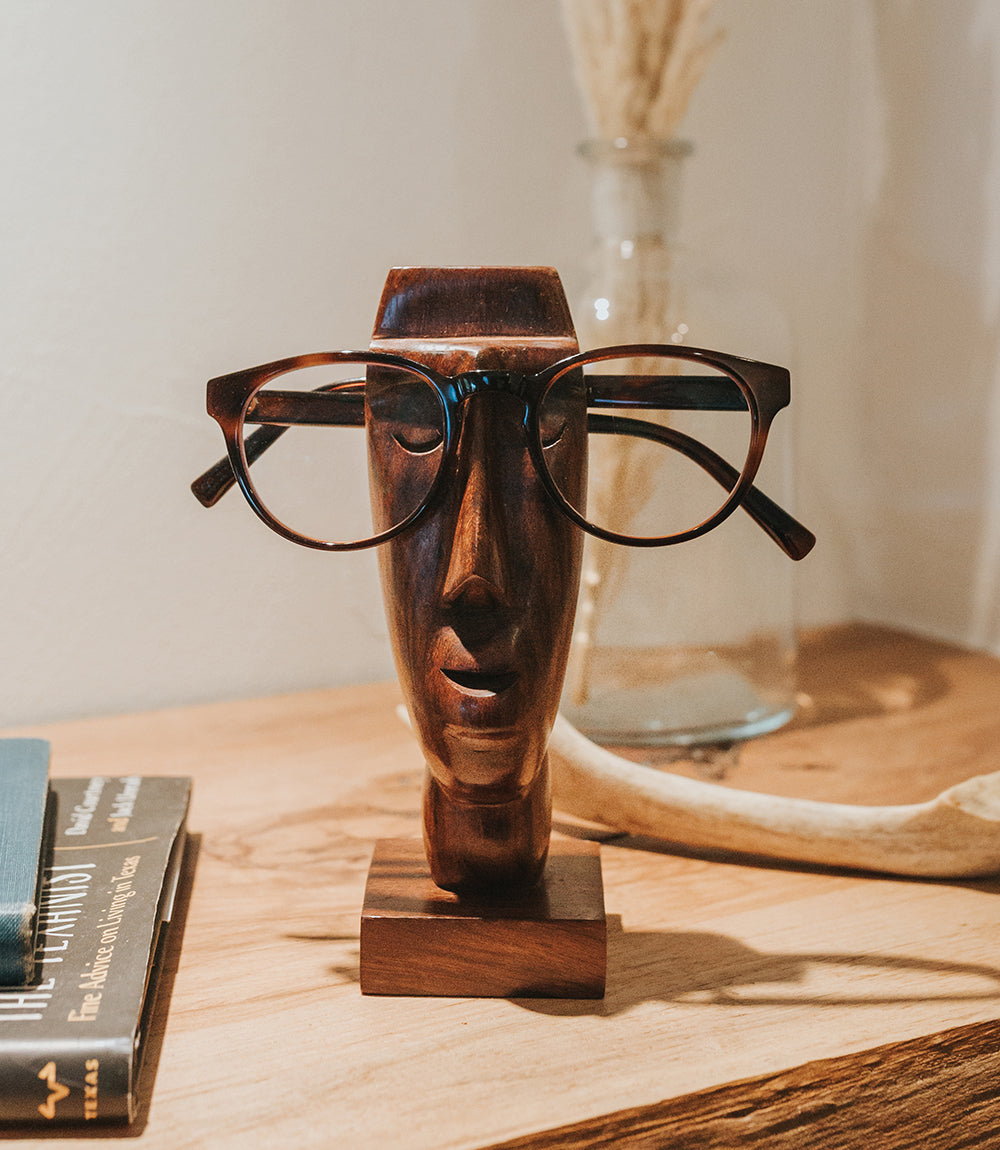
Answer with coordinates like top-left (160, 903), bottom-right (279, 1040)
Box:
top-left (560, 0), bottom-right (723, 140)
top-left (559, 0), bottom-right (724, 710)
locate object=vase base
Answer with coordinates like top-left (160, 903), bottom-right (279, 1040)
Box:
top-left (561, 668), bottom-right (797, 748)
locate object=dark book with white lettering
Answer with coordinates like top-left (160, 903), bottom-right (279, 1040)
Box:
top-left (0, 775), bottom-right (190, 1124)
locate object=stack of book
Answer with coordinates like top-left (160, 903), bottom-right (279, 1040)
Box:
top-left (0, 739), bottom-right (189, 1125)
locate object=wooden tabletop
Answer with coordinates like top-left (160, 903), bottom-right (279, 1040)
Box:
top-left (3, 623), bottom-right (1000, 1148)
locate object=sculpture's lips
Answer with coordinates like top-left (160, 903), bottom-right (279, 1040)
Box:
top-left (441, 668), bottom-right (520, 697)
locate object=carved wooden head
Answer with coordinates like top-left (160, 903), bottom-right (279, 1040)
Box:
top-left (367, 267), bottom-right (584, 891)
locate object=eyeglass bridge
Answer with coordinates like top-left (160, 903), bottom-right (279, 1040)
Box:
top-left (446, 371), bottom-right (534, 404)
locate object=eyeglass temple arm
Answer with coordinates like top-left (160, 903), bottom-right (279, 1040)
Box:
top-left (586, 373), bottom-right (751, 411)
top-left (587, 414), bottom-right (815, 560)
top-left (190, 384), bottom-right (365, 508)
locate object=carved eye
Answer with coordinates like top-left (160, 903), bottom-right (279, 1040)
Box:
top-left (539, 369), bottom-right (583, 449)
top-left (393, 425), bottom-right (444, 454)
top-left (368, 373), bottom-right (445, 455)
top-left (540, 418), bottom-right (567, 449)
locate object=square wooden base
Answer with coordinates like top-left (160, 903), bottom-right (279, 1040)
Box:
top-left (360, 837), bottom-right (606, 998)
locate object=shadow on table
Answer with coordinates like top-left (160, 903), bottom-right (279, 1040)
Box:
top-left (789, 623), bottom-right (958, 731)
top-left (514, 914), bottom-right (1000, 1018)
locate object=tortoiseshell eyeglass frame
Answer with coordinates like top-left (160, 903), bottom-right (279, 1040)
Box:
top-left (191, 342), bottom-right (815, 560)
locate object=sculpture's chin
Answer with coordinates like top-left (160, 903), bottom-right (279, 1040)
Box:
top-left (434, 722), bottom-right (537, 802)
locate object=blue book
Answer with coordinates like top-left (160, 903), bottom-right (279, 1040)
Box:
top-left (0, 739), bottom-right (51, 987)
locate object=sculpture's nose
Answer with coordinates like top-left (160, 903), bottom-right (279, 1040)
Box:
top-left (441, 396), bottom-right (513, 613)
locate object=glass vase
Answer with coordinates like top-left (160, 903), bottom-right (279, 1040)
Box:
top-left (561, 137), bottom-right (800, 747)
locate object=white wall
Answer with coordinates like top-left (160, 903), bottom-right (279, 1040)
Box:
top-left (2, 0), bottom-right (996, 726)
top-left (850, 0), bottom-right (1000, 650)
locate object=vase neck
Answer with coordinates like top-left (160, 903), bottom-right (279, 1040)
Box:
top-left (578, 138), bottom-right (691, 246)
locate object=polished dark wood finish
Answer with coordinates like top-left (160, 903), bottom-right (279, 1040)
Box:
top-left (368, 267), bottom-right (584, 894)
top-left (360, 837), bottom-right (606, 998)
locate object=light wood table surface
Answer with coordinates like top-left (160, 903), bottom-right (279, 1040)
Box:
top-left (3, 623), bottom-right (1000, 1148)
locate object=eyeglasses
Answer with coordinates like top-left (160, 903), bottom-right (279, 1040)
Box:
top-left (191, 343), bottom-right (815, 559)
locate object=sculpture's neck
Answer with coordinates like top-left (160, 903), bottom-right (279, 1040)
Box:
top-left (422, 757), bottom-right (552, 893)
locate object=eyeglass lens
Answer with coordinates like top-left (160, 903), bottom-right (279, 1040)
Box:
top-left (238, 359), bottom-right (445, 547)
top-left (539, 353), bottom-right (752, 540)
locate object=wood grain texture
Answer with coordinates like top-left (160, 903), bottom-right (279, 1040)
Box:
top-left (1, 623), bottom-right (999, 1148)
top-left (485, 1019), bottom-right (1000, 1149)
top-left (361, 838), bottom-right (605, 997)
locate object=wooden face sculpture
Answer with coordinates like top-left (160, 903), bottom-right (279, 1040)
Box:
top-left (367, 267), bottom-right (585, 893)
